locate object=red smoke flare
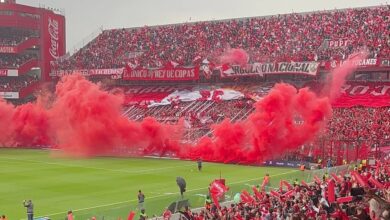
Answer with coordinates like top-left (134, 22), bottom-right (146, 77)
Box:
top-left (182, 83), bottom-right (332, 164)
top-left (220, 48), bottom-right (249, 66)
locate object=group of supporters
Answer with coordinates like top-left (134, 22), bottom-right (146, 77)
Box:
top-left (327, 107), bottom-right (390, 147)
top-left (0, 53), bottom-right (38, 69)
top-left (51, 6), bottom-right (389, 72)
top-left (0, 28), bottom-right (37, 46)
top-left (0, 75), bottom-right (38, 92)
top-left (172, 163), bottom-right (389, 220)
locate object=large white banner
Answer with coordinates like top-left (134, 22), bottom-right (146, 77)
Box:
top-left (0, 92), bottom-right (19, 99)
top-left (221, 62), bottom-right (319, 78)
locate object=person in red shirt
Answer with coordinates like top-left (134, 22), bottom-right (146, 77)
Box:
top-left (66, 211), bottom-right (74, 220)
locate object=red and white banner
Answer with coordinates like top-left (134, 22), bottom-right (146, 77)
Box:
top-left (325, 58), bottom-right (380, 70)
top-left (123, 66), bottom-right (199, 81)
top-left (221, 62), bottom-right (319, 78)
top-left (0, 69), bottom-right (18, 77)
top-left (0, 46), bottom-right (16, 53)
top-left (50, 68), bottom-right (123, 77)
top-left (123, 82), bottom-right (390, 107)
top-left (0, 92), bottom-right (19, 99)
top-left (148, 88), bottom-right (244, 107)
top-left (333, 83), bottom-right (390, 107)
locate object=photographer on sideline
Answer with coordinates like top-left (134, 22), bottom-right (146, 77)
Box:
top-left (23, 199), bottom-right (34, 220)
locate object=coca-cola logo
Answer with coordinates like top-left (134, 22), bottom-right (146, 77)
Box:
top-left (48, 17), bottom-right (59, 59)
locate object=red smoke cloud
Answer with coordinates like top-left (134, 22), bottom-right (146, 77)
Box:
top-left (0, 75), bottom-right (181, 157)
top-left (220, 48), bottom-right (249, 66)
top-left (182, 84), bottom-right (332, 164)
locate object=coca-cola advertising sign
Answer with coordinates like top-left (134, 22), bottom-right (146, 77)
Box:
top-left (42, 12), bottom-right (65, 80)
top-left (48, 17), bottom-right (59, 59)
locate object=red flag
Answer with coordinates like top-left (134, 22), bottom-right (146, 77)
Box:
top-left (331, 173), bottom-right (342, 183)
top-left (240, 190), bottom-right (255, 204)
top-left (328, 180), bottom-right (336, 203)
top-left (351, 171), bottom-right (369, 187)
top-left (337, 196), bottom-right (353, 203)
top-left (282, 190), bottom-right (295, 198)
top-left (252, 186), bottom-right (263, 200)
top-left (127, 211), bottom-right (135, 220)
top-left (314, 175), bottom-right (322, 184)
top-left (368, 176), bottom-right (385, 189)
top-left (270, 190), bottom-right (281, 198)
top-left (301, 180), bottom-right (309, 187)
top-left (209, 180), bottom-right (228, 209)
top-left (280, 180), bottom-right (293, 191)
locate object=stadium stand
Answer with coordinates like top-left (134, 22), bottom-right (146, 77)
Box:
top-left (0, 75), bottom-right (39, 92)
top-left (52, 6), bottom-right (390, 70)
top-left (0, 28), bottom-right (38, 46)
top-left (0, 53), bottom-right (38, 68)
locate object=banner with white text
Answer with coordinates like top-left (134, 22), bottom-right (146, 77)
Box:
top-left (123, 66), bottom-right (199, 81)
top-left (221, 62), bottom-right (319, 78)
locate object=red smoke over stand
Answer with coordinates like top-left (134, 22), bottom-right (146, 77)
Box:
top-left (0, 51), bottom-right (366, 164)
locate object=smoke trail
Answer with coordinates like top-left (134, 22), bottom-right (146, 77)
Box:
top-left (322, 52), bottom-right (368, 101)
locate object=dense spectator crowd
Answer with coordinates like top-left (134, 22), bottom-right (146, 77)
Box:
top-left (0, 53), bottom-right (38, 68)
top-left (52, 6), bottom-right (390, 71)
top-left (179, 163), bottom-right (390, 220)
top-left (0, 28), bottom-right (38, 46)
top-left (327, 107), bottom-right (390, 146)
top-left (0, 75), bottom-right (39, 92)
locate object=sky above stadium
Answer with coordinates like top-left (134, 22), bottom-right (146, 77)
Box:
top-left (18, 0), bottom-right (388, 53)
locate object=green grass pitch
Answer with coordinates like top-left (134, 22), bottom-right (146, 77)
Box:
top-left (0, 149), bottom-right (304, 220)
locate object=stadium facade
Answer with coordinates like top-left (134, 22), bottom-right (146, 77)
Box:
top-left (0, 0), bottom-right (65, 100)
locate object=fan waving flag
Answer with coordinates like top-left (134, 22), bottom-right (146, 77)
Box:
top-left (209, 180), bottom-right (228, 209)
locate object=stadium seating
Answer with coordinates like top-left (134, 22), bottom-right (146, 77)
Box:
top-left (52, 6), bottom-right (389, 70)
top-left (0, 75), bottom-right (39, 92)
top-left (0, 53), bottom-right (38, 69)
top-left (0, 28), bottom-right (38, 46)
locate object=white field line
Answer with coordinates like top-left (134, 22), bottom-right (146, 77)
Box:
top-left (30, 170), bottom-right (298, 219)
top-left (0, 156), bottom-right (194, 174)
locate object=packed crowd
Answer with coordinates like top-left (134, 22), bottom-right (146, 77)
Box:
top-left (326, 107), bottom-right (390, 146)
top-left (182, 163), bottom-right (390, 220)
top-left (0, 28), bottom-right (38, 46)
top-left (0, 75), bottom-right (39, 92)
top-left (52, 6), bottom-right (390, 71)
top-left (0, 53), bottom-right (38, 68)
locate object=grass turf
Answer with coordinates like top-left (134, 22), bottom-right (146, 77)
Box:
top-left (0, 149), bottom-right (304, 220)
